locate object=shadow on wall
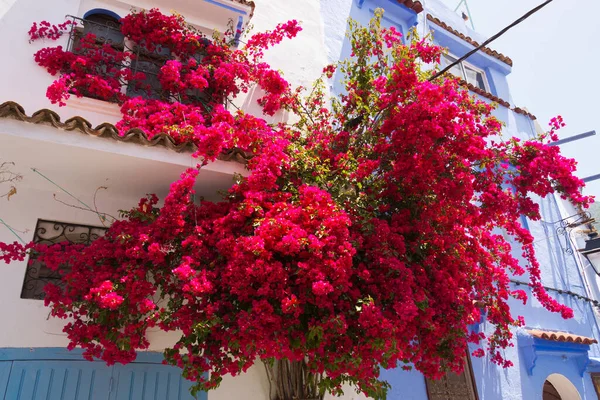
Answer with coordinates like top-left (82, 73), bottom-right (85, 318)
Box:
top-left (468, 342), bottom-right (505, 400)
top-left (331, 0), bottom-right (362, 96)
top-left (520, 193), bottom-right (600, 342)
top-left (379, 365), bottom-right (429, 400)
top-left (468, 343), bottom-right (588, 400)
top-left (238, 85), bottom-right (290, 125)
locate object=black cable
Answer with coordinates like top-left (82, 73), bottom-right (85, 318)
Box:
top-left (510, 279), bottom-right (600, 307)
top-left (429, 0), bottom-right (554, 81)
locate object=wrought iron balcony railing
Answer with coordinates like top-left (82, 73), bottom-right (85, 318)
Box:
top-left (62, 15), bottom-right (214, 106)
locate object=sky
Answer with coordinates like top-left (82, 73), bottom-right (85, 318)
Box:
top-left (440, 0), bottom-right (600, 201)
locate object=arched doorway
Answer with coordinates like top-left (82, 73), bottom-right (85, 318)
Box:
top-left (542, 374), bottom-right (581, 400)
top-left (543, 380), bottom-right (561, 400)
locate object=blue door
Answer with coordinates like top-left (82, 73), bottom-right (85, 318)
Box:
top-left (0, 362), bottom-right (12, 399)
top-left (0, 349), bottom-right (202, 400)
top-left (5, 360), bottom-right (111, 399)
top-left (112, 364), bottom-right (198, 400)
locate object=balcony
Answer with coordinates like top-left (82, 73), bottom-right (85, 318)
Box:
top-left (63, 14), bottom-right (215, 107)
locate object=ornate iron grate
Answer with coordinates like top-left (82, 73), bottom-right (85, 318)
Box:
top-left (63, 14), bottom-right (216, 106)
top-left (20, 219), bottom-right (107, 300)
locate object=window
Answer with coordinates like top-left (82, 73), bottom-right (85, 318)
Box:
top-left (126, 42), bottom-right (172, 100)
top-left (66, 11), bottom-right (177, 102)
top-left (79, 12), bottom-right (124, 48)
top-left (424, 355), bottom-right (478, 400)
top-left (64, 11), bottom-right (214, 104)
top-left (66, 12), bottom-right (125, 102)
top-left (442, 54), bottom-right (489, 92)
top-left (20, 219), bottom-right (107, 300)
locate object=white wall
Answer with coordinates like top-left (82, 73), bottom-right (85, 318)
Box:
top-left (0, 0), bottom-right (373, 398)
top-left (0, 0), bottom-right (339, 126)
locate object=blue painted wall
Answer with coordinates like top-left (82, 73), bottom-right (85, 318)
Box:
top-left (331, 0), bottom-right (414, 94)
top-left (321, 0), bottom-right (600, 398)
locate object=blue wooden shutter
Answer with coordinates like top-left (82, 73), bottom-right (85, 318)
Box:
top-left (5, 360), bottom-right (112, 400)
top-left (0, 362), bottom-right (11, 399)
top-left (111, 363), bottom-right (199, 400)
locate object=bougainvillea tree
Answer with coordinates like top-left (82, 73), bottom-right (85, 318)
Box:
top-left (0, 8), bottom-right (592, 399)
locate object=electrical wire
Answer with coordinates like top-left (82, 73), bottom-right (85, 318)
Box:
top-left (510, 279), bottom-right (600, 307)
top-left (31, 168), bottom-right (95, 213)
top-left (0, 217), bottom-right (25, 244)
top-left (429, 0), bottom-right (554, 82)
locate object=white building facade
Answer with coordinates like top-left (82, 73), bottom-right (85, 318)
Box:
top-left (0, 0), bottom-right (599, 399)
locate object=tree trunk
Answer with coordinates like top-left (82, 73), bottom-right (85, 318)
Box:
top-left (265, 359), bottom-right (324, 400)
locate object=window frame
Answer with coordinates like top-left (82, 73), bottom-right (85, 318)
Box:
top-left (66, 12), bottom-right (177, 103)
top-left (442, 52), bottom-right (490, 93)
top-left (66, 12), bottom-right (126, 103)
top-left (20, 219), bottom-right (108, 300)
top-left (126, 43), bottom-right (172, 100)
top-left (65, 11), bottom-right (216, 104)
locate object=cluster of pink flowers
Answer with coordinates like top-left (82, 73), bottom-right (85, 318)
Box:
top-left (29, 9), bottom-right (296, 133)
top-left (85, 281), bottom-right (125, 310)
top-left (245, 20), bottom-right (302, 58)
top-left (0, 241), bottom-right (32, 263)
top-left (10, 9), bottom-right (592, 399)
top-left (28, 20), bottom-right (74, 42)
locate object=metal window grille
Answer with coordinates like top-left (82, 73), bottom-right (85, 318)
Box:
top-left (64, 14), bottom-right (216, 107)
top-left (65, 14), bottom-right (125, 102)
top-left (20, 219), bottom-right (107, 300)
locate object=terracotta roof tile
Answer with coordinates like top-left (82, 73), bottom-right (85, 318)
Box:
top-left (458, 80), bottom-right (510, 108)
top-left (231, 0), bottom-right (256, 19)
top-left (0, 87), bottom-right (538, 165)
top-left (396, 0), bottom-right (424, 14)
top-left (0, 101), bottom-right (251, 163)
top-left (427, 14), bottom-right (513, 67)
top-left (527, 329), bottom-right (598, 345)
top-left (512, 106), bottom-right (537, 120)
top-left (455, 80), bottom-right (537, 120)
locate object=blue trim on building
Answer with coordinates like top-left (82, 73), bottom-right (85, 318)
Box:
top-left (428, 23), bottom-right (511, 76)
top-left (358, 0), bottom-right (418, 26)
top-left (469, 309), bottom-right (487, 334)
top-left (202, 0), bottom-right (247, 15)
top-left (518, 334), bottom-right (592, 377)
top-left (483, 66), bottom-right (499, 97)
top-left (365, 10), bottom-right (405, 43)
top-left (234, 15), bottom-right (244, 46)
top-left (83, 8), bottom-right (122, 21)
top-left (587, 357), bottom-right (600, 372)
top-left (0, 348), bottom-right (165, 364)
top-left (381, 13), bottom-right (405, 37)
top-left (520, 215), bottom-right (531, 231)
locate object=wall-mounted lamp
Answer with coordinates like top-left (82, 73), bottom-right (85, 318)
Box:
top-left (579, 232), bottom-right (600, 276)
